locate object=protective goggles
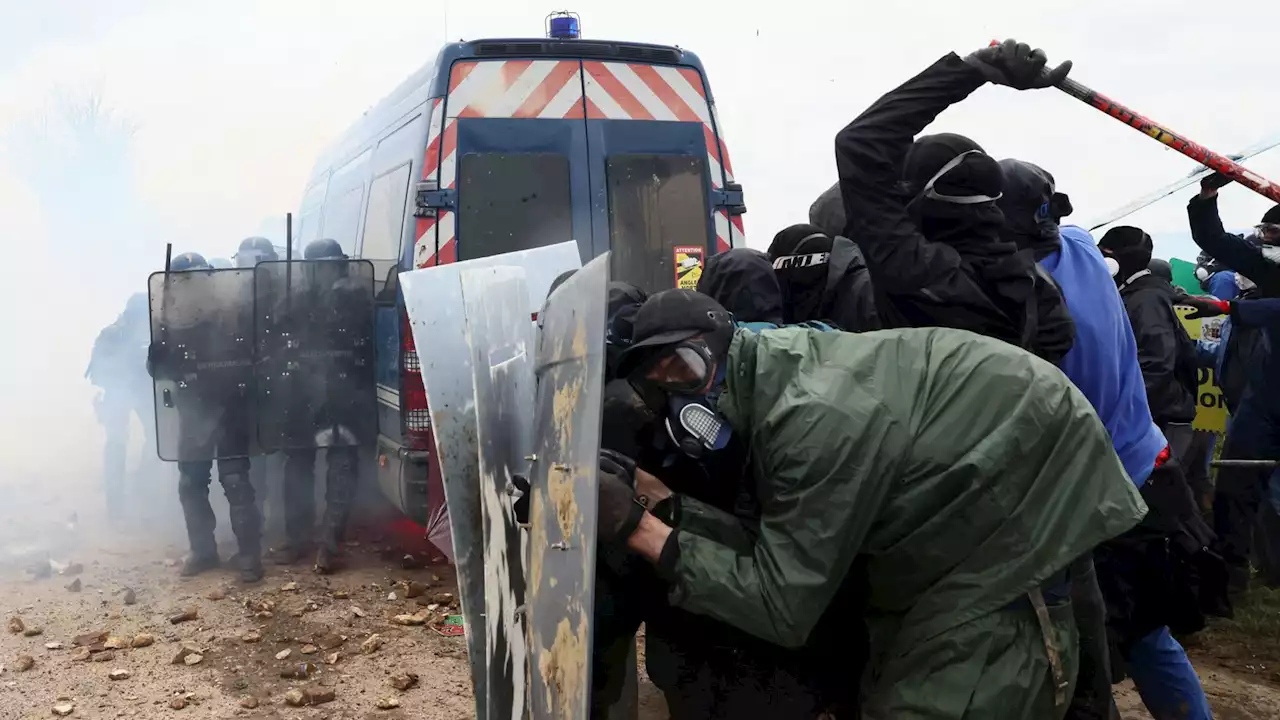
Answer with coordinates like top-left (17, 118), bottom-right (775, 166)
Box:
top-left (1256, 223), bottom-right (1280, 242)
top-left (916, 149), bottom-right (1004, 206)
top-left (637, 339), bottom-right (715, 394)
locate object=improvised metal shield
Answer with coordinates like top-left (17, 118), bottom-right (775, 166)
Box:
top-left (527, 252), bottom-right (609, 719)
top-left (460, 266), bottom-right (536, 720)
top-left (253, 259), bottom-right (377, 452)
top-left (147, 268), bottom-right (258, 462)
top-left (399, 241), bottom-right (582, 719)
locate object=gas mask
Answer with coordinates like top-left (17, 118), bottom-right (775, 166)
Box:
top-left (633, 339), bottom-right (733, 459)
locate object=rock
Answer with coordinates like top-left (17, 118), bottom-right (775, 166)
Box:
top-left (168, 609), bottom-right (197, 624)
top-left (130, 634), bottom-right (154, 649)
top-left (183, 653), bottom-right (203, 666)
top-left (275, 649), bottom-right (292, 660)
top-left (171, 647), bottom-right (198, 665)
top-left (324, 652), bottom-right (339, 665)
top-left (108, 669), bottom-right (130, 681)
top-left (52, 701), bottom-right (75, 716)
top-left (254, 611), bottom-right (273, 619)
top-left (22, 627), bottom-right (43, 637)
top-left (331, 590), bottom-right (349, 600)
top-left (386, 592), bottom-right (397, 601)
top-left (241, 630), bottom-right (261, 644)
top-left (44, 642), bottom-right (62, 650)
top-left (73, 630), bottom-right (108, 647)
top-left (6, 617), bottom-right (22, 634)
top-left (403, 581), bottom-right (428, 599)
top-left (63, 563), bottom-right (84, 576)
top-left (316, 633), bottom-right (345, 650)
top-left (103, 637), bottom-right (126, 650)
top-left (122, 588), bottom-right (136, 606)
top-left (93, 651), bottom-right (115, 663)
top-left (205, 588), bottom-right (226, 601)
top-left (71, 648), bottom-right (91, 662)
top-left (350, 606), bottom-right (366, 619)
top-left (247, 599), bottom-right (275, 613)
top-left (431, 591), bottom-right (455, 606)
top-left (300, 644), bottom-right (317, 655)
top-left (392, 611), bottom-right (429, 626)
top-left (280, 662), bottom-right (320, 680)
top-left (168, 696), bottom-right (187, 710)
top-left (389, 672), bottom-right (419, 691)
top-left (163, 558), bottom-right (180, 568)
top-left (239, 697), bottom-right (258, 709)
top-left (14, 655), bottom-right (34, 671)
top-left (376, 697), bottom-right (401, 710)
top-left (284, 689), bottom-right (305, 707)
top-left (360, 634), bottom-right (384, 655)
top-left (305, 687), bottom-right (336, 705)
top-left (281, 582), bottom-right (298, 592)
top-left (66, 579), bottom-right (82, 593)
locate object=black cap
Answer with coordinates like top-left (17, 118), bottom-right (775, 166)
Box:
top-left (1263, 205), bottom-right (1280, 225)
top-left (615, 289), bottom-right (735, 379)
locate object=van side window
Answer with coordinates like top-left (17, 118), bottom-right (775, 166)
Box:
top-left (457, 153), bottom-right (572, 261)
top-left (606, 154), bottom-right (709, 293)
top-left (322, 185), bottom-right (365, 256)
top-left (362, 162), bottom-right (412, 261)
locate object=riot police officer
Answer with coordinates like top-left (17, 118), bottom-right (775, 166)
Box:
top-left (234, 237), bottom-right (277, 268)
top-left (150, 251), bottom-right (265, 583)
top-left (269, 239), bottom-right (369, 574)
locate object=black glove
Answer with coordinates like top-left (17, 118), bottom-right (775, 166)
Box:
top-left (1201, 172), bottom-right (1233, 192)
top-left (964, 39), bottom-right (1072, 90)
top-left (511, 473), bottom-right (531, 525)
top-left (598, 452), bottom-right (647, 544)
top-left (1177, 295), bottom-right (1231, 320)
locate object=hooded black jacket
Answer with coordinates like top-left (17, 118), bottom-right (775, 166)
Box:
top-left (833, 53), bottom-right (1075, 363)
top-left (1117, 273), bottom-right (1200, 425)
top-left (766, 224), bottom-right (881, 332)
top-left (697, 248), bottom-right (785, 325)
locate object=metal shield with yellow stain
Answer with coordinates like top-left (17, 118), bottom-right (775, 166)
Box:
top-left (460, 265), bottom-right (536, 720)
top-left (527, 253), bottom-right (609, 719)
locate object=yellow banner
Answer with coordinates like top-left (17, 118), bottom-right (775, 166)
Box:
top-left (1176, 306), bottom-right (1228, 434)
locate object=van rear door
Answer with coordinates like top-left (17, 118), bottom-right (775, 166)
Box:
top-left (420, 60), bottom-right (592, 266)
top-left (582, 61), bottom-right (741, 292)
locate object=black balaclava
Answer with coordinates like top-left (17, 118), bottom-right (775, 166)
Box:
top-left (997, 159), bottom-right (1062, 260)
top-left (902, 133), bottom-right (1006, 253)
top-left (697, 248), bottom-right (784, 325)
top-left (1098, 226), bottom-right (1154, 285)
top-left (767, 224), bottom-right (833, 325)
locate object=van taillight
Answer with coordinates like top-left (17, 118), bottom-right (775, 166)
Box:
top-left (400, 309), bottom-right (433, 450)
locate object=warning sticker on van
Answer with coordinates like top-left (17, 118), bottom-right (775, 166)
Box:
top-left (674, 246), bottom-right (704, 290)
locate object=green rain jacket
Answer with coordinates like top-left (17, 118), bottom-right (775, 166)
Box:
top-left (664, 326), bottom-right (1147, 719)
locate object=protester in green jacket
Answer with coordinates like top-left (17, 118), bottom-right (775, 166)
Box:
top-left (598, 289), bottom-right (1148, 720)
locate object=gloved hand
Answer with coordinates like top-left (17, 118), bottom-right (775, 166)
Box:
top-left (598, 451), bottom-right (647, 544)
top-left (964, 39), bottom-right (1072, 90)
top-left (1202, 172), bottom-right (1234, 192)
top-left (1177, 295), bottom-right (1231, 319)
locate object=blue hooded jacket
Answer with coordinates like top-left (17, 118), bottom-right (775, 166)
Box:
top-left (1041, 226), bottom-right (1167, 486)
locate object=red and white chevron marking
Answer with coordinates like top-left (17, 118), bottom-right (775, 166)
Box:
top-left (413, 58), bottom-right (744, 267)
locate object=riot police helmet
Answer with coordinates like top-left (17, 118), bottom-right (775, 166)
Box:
top-left (235, 237), bottom-right (278, 267)
top-left (170, 252), bottom-right (210, 272)
top-left (208, 257), bottom-right (232, 269)
top-left (304, 238), bottom-right (346, 260)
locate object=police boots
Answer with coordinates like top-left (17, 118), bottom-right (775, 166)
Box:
top-left (315, 448), bottom-right (358, 575)
top-left (219, 469), bottom-right (264, 584)
top-left (177, 463), bottom-right (220, 576)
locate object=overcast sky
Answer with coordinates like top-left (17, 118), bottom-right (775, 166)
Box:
top-left (2, 0), bottom-right (1278, 473)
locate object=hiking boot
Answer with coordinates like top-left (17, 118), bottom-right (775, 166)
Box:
top-left (180, 554), bottom-right (220, 577)
top-left (269, 544), bottom-right (308, 566)
top-left (314, 545), bottom-right (340, 576)
top-left (234, 553), bottom-right (264, 584)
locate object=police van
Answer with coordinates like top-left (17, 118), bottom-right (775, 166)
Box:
top-left (293, 13), bottom-right (747, 531)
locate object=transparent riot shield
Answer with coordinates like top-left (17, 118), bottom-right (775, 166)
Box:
top-left (460, 266), bottom-right (535, 720)
top-left (253, 260), bottom-right (376, 453)
top-left (527, 253), bottom-right (608, 719)
top-left (398, 241), bottom-right (581, 719)
top-left (147, 268), bottom-right (258, 462)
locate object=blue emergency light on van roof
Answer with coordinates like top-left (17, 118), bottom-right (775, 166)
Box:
top-left (546, 11), bottom-right (581, 39)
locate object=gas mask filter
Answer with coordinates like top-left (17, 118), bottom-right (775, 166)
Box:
top-left (634, 339), bottom-right (733, 459)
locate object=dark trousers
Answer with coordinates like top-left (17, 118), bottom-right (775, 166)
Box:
top-left (1065, 554), bottom-right (1120, 720)
top-left (283, 446), bottom-right (358, 550)
top-left (177, 456), bottom-right (259, 558)
top-left (1213, 401), bottom-right (1280, 589)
